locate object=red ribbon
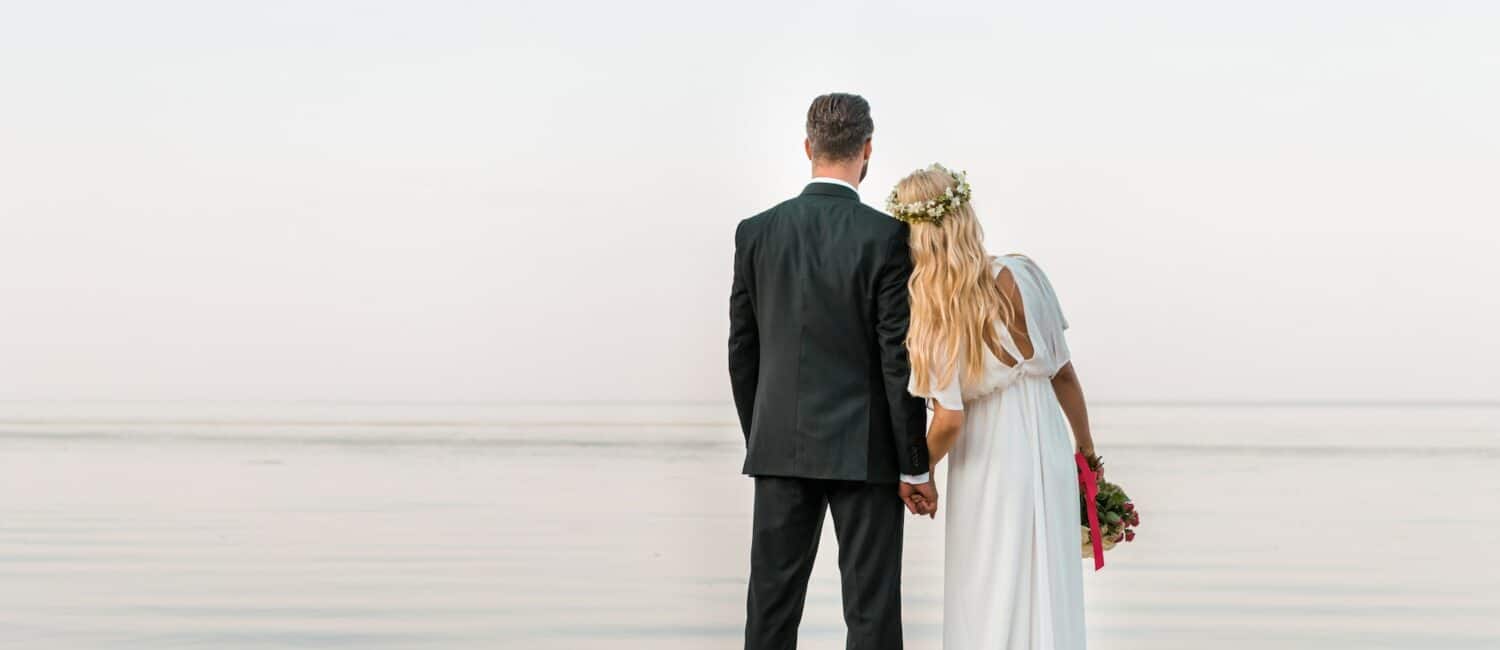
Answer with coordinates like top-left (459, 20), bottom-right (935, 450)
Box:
top-left (1076, 452), bottom-right (1104, 571)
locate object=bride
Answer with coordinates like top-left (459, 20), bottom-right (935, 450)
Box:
top-left (889, 165), bottom-right (1099, 649)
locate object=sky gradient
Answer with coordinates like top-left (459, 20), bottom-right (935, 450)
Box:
top-left (2, 1), bottom-right (1497, 402)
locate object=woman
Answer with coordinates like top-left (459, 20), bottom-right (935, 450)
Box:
top-left (889, 164), bottom-right (1098, 649)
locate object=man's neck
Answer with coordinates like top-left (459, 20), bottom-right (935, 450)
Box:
top-left (810, 163), bottom-right (862, 189)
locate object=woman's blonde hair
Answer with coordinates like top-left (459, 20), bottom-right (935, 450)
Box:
top-left (895, 167), bottom-right (1018, 396)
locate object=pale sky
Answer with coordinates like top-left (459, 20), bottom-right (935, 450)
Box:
top-left (1, 1), bottom-right (1497, 403)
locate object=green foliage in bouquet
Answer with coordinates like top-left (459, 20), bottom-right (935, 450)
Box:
top-left (1080, 456), bottom-right (1139, 556)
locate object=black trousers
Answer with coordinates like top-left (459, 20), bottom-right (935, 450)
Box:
top-left (745, 476), bottom-right (904, 650)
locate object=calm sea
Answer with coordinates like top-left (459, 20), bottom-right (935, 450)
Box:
top-left (0, 401), bottom-right (1496, 649)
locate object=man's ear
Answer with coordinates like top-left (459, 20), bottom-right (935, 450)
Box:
top-left (863, 139), bottom-right (873, 160)
top-left (804, 138), bottom-right (814, 161)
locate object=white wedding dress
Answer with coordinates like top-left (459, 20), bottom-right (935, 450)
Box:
top-left (909, 254), bottom-right (1086, 650)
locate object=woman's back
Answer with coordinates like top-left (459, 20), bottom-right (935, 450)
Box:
top-left (889, 164), bottom-right (1095, 649)
top-left (911, 254), bottom-right (1072, 408)
top-left (916, 254), bottom-right (1088, 650)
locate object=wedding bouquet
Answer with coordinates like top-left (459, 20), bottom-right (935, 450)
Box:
top-left (1076, 453), bottom-right (1138, 567)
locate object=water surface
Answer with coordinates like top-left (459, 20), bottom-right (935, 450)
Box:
top-left (1, 402), bottom-right (1496, 648)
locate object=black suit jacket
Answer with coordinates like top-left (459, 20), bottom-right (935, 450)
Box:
top-left (729, 182), bottom-right (929, 483)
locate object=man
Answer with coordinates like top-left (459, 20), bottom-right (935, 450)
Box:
top-left (729, 92), bottom-right (937, 650)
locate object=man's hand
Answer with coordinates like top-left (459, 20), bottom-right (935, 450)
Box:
top-left (898, 479), bottom-right (939, 518)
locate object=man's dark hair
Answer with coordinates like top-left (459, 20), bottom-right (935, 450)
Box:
top-left (806, 93), bottom-right (873, 162)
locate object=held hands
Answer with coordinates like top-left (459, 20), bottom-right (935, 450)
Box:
top-left (899, 479), bottom-right (939, 519)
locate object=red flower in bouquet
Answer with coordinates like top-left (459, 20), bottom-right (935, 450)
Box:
top-left (1079, 453), bottom-right (1139, 561)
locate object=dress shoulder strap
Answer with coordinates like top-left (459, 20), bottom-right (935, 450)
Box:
top-left (992, 254), bottom-right (1072, 373)
top-left (994, 254), bottom-right (1067, 329)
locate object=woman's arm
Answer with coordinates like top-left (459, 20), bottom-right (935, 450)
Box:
top-left (926, 405), bottom-right (965, 467)
top-left (1051, 361), bottom-right (1096, 460)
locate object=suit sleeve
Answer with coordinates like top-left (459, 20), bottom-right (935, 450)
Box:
top-left (728, 221), bottom-right (759, 444)
top-left (873, 229), bottom-right (930, 475)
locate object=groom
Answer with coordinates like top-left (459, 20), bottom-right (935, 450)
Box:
top-left (729, 93), bottom-right (937, 650)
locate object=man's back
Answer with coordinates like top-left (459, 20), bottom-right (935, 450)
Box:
top-left (736, 92), bottom-right (934, 650)
top-left (729, 181), bottom-right (928, 483)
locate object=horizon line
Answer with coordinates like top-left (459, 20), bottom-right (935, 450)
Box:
top-left (0, 398), bottom-right (1496, 408)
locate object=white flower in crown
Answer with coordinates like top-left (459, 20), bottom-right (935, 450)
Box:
top-left (885, 163), bottom-right (971, 225)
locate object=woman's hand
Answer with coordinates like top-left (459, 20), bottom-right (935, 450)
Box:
top-left (1078, 446), bottom-right (1102, 479)
top-left (899, 477), bottom-right (939, 518)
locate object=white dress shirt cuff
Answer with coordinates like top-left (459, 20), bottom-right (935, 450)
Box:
top-left (900, 472), bottom-right (931, 485)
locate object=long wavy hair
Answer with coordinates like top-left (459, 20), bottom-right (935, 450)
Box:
top-left (895, 167), bottom-right (1018, 395)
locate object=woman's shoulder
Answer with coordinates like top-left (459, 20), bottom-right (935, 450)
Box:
top-left (987, 253), bottom-right (1036, 280)
top-left (990, 254), bottom-right (1066, 314)
top-left (991, 253), bottom-right (1056, 281)
top-left (992, 252), bottom-right (1042, 268)
top-left (997, 253), bottom-right (1069, 328)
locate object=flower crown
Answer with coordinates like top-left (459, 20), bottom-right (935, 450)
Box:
top-left (885, 164), bottom-right (971, 226)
